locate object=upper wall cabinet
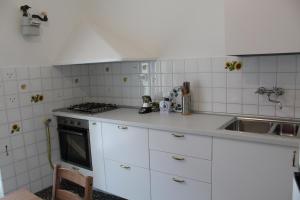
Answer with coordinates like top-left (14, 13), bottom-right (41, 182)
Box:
top-left (225, 0), bottom-right (300, 55)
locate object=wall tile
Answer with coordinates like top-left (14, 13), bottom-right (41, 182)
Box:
top-left (276, 106), bottom-right (294, 118)
top-left (29, 67), bottom-right (41, 79)
top-left (160, 61), bottom-right (173, 73)
top-left (259, 73), bottom-right (276, 88)
top-left (213, 103), bottom-right (226, 113)
top-left (185, 59), bottom-right (198, 73)
top-left (16, 68), bottom-right (29, 80)
top-left (198, 88), bottom-right (212, 103)
top-left (227, 88), bottom-right (242, 104)
top-left (277, 73), bottom-right (296, 89)
top-left (198, 102), bottom-right (212, 112)
top-left (173, 73), bottom-right (185, 87)
top-left (212, 73), bottom-right (226, 88)
top-left (198, 73), bottom-right (212, 88)
top-left (242, 57), bottom-right (259, 72)
top-left (4, 81), bottom-right (18, 95)
top-left (242, 73), bottom-right (259, 89)
top-left (227, 72), bottom-right (242, 88)
top-left (213, 88), bottom-right (226, 103)
top-left (2, 68), bottom-right (17, 81)
top-left (198, 58), bottom-right (212, 72)
top-left (172, 60), bottom-right (185, 73)
top-left (259, 105), bottom-right (275, 116)
top-left (227, 104), bottom-right (242, 114)
top-left (242, 89), bottom-right (258, 105)
top-left (161, 74), bottom-right (172, 87)
top-left (277, 55), bottom-right (297, 72)
top-left (259, 56), bottom-right (277, 72)
top-left (243, 104), bottom-right (258, 115)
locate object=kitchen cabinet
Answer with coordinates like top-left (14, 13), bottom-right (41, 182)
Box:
top-left (150, 150), bottom-right (211, 183)
top-left (212, 138), bottom-right (298, 200)
top-left (151, 170), bottom-right (211, 200)
top-left (89, 121), bottom-right (106, 191)
top-left (149, 129), bottom-right (212, 200)
top-left (225, 0), bottom-right (300, 55)
top-left (102, 123), bottom-right (149, 168)
top-left (105, 159), bottom-right (151, 200)
top-left (149, 129), bottom-right (212, 160)
top-left (102, 122), bottom-right (150, 200)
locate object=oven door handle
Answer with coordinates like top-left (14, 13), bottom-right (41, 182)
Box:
top-left (58, 129), bottom-right (85, 136)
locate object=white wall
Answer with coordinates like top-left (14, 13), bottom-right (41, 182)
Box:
top-left (1, 0), bottom-right (226, 66)
top-left (88, 0), bottom-right (226, 59)
top-left (0, 0), bottom-right (85, 67)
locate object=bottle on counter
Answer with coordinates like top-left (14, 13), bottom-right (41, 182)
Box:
top-left (182, 82), bottom-right (191, 115)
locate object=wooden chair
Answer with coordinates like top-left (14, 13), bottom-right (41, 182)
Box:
top-left (52, 165), bottom-right (93, 200)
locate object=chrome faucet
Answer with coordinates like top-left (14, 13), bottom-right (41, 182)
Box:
top-left (255, 87), bottom-right (284, 109)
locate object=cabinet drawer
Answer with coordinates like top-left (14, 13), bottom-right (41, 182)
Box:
top-left (105, 159), bottom-right (150, 200)
top-left (102, 122), bottom-right (149, 168)
top-left (151, 170), bottom-right (211, 200)
top-left (149, 129), bottom-right (212, 160)
top-left (150, 150), bottom-right (211, 183)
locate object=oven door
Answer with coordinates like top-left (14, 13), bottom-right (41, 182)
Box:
top-left (58, 127), bottom-right (92, 170)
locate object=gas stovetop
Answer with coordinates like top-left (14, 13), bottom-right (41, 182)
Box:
top-left (67, 103), bottom-right (118, 114)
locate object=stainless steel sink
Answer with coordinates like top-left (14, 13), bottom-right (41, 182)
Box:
top-left (273, 123), bottom-right (299, 137)
top-left (221, 117), bottom-right (300, 137)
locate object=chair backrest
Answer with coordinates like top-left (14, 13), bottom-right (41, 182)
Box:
top-left (52, 165), bottom-right (93, 200)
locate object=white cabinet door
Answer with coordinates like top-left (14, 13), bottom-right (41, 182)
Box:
top-left (225, 0), bottom-right (300, 55)
top-left (212, 138), bottom-right (298, 200)
top-left (151, 170), bottom-right (211, 200)
top-left (105, 159), bottom-right (151, 200)
top-left (89, 121), bottom-right (106, 191)
top-left (102, 123), bottom-right (149, 168)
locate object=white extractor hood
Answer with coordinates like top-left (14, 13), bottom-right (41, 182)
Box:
top-left (55, 20), bottom-right (157, 65)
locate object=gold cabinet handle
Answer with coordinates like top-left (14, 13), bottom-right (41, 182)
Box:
top-left (172, 178), bottom-right (185, 183)
top-left (172, 155), bottom-right (185, 161)
top-left (120, 164), bottom-right (131, 169)
top-left (118, 125), bottom-right (128, 130)
top-left (172, 133), bottom-right (184, 138)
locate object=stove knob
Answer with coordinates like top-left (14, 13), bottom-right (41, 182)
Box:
top-left (70, 121), bottom-right (74, 125)
top-left (77, 122), bottom-right (81, 126)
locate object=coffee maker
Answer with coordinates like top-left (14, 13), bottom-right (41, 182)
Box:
top-left (139, 96), bottom-right (152, 114)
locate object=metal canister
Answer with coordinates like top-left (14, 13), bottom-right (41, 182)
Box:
top-left (182, 94), bottom-right (191, 115)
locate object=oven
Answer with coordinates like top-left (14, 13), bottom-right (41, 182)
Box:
top-left (57, 117), bottom-right (92, 170)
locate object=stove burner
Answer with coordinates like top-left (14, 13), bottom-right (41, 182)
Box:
top-left (68, 103), bottom-right (118, 114)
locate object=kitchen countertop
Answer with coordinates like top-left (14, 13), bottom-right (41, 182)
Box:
top-left (53, 108), bottom-right (300, 148)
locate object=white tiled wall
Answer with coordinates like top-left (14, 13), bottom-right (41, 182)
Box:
top-left (88, 54), bottom-right (300, 118)
top-left (1, 54), bottom-right (300, 195)
top-left (0, 65), bottom-right (89, 195)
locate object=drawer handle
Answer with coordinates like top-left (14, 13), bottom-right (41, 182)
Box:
top-left (92, 122), bottom-right (96, 125)
top-left (172, 155), bottom-right (185, 161)
top-left (172, 178), bottom-right (185, 183)
top-left (118, 126), bottom-right (128, 130)
top-left (120, 164), bottom-right (131, 169)
top-left (172, 133), bottom-right (184, 138)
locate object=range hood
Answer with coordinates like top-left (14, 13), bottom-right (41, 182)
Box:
top-left (55, 21), bottom-right (157, 65)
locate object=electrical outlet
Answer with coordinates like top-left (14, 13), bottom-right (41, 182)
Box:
top-left (8, 96), bottom-right (16, 103)
top-left (6, 95), bottom-right (18, 108)
top-left (2, 68), bottom-right (16, 80)
top-left (140, 62), bottom-right (150, 74)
